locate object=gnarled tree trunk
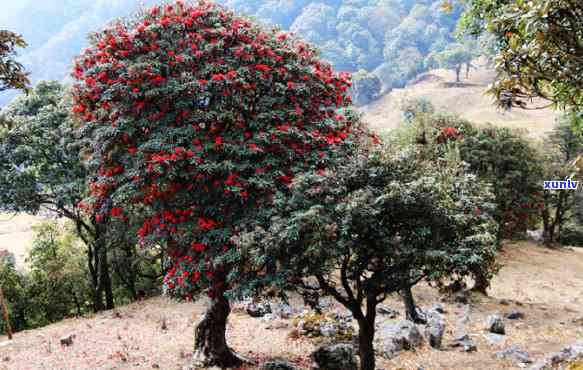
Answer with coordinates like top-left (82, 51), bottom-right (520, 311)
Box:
top-left (401, 286), bottom-right (425, 324)
top-left (191, 291), bottom-right (247, 368)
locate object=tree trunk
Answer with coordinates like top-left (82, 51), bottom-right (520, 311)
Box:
top-left (191, 292), bottom-right (247, 368)
top-left (0, 285), bottom-right (13, 340)
top-left (357, 296), bottom-right (377, 370)
top-left (101, 251), bottom-right (114, 310)
top-left (455, 65), bottom-right (461, 83)
top-left (471, 269), bottom-right (490, 295)
top-left (94, 227), bottom-right (114, 311)
top-left (401, 286), bottom-right (425, 324)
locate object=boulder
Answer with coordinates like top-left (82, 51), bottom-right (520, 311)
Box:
top-left (496, 345), bottom-right (532, 364)
top-left (506, 311), bottom-right (525, 320)
top-left (529, 341), bottom-right (583, 370)
top-left (293, 311), bottom-right (353, 340)
top-left (247, 302), bottom-right (272, 318)
top-left (484, 333), bottom-right (506, 346)
top-left (311, 343), bottom-right (358, 370)
top-left (375, 320), bottom-right (423, 359)
top-left (485, 314), bottom-right (506, 335)
top-left (426, 317), bottom-right (446, 349)
top-left (260, 360), bottom-right (300, 370)
top-left (451, 333), bottom-right (477, 352)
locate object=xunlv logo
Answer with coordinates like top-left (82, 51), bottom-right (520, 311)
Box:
top-left (543, 180), bottom-right (579, 190)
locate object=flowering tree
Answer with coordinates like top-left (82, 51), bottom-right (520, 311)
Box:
top-left (72, 1), bottom-right (358, 366)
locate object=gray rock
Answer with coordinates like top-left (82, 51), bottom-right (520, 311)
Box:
top-left (459, 305), bottom-right (472, 325)
top-left (484, 333), bottom-right (506, 346)
top-left (496, 345), bottom-right (532, 364)
top-left (272, 303), bottom-right (293, 319)
top-left (433, 303), bottom-right (446, 314)
top-left (451, 334), bottom-right (477, 352)
top-left (319, 322), bottom-right (338, 338)
top-left (60, 334), bottom-right (76, 347)
top-left (425, 317), bottom-right (446, 349)
top-left (528, 340), bottom-right (583, 370)
top-left (377, 305), bottom-right (399, 318)
top-left (375, 320), bottom-right (423, 359)
top-left (485, 314), bottom-right (506, 335)
top-left (506, 311), bottom-right (525, 320)
top-left (311, 343), bottom-right (358, 370)
top-left (260, 360), bottom-right (300, 370)
top-left (247, 302), bottom-right (272, 318)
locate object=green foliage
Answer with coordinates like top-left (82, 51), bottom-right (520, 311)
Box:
top-left (392, 111), bottom-right (542, 241)
top-left (399, 96), bottom-right (435, 125)
top-left (234, 145), bottom-right (497, 368)
top-left (0, 30), bottom-right (30, 93)
top-left (25, 221), bottom-right (93, 325)
top-left (460, 0), bottom-right (583, 119)
top-left (0, 81), bottom-right (85, 216)
top-left (539, 116), bottom-right (583, 245)
top-left (426, 42), bottom-right (476, 82)
top-left (351, 70), bottom-right (382, 106)
top-left (72, 1), bottom-right (361, 301)
top-left (0, 220), bottom-right (160, 335)
top-left (0, 251), bottom-right (28, 334)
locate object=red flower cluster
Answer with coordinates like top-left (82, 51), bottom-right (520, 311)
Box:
top-left (72, 0), bottom-right (359, 299)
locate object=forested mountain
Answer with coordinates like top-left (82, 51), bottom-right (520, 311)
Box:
top-left (0, 0), bottom-right (466, 105)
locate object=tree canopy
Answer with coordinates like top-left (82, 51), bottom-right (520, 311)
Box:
top-left (71, 1), bottom-right (362, 366)
top-left (460, 0), bottom-right (583, 121)
top-left (0, 30), bottom-right (30, 94)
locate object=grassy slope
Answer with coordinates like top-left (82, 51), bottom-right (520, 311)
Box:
top-left (1, 241), bottom-right (582, 370)
top-left (359, 59), bottom-right (557, 138)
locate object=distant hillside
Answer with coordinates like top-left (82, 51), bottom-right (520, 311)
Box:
top-left (0, 0), bottom-right (466, 106)
top-left (360, 60), bottom-right (558, 138)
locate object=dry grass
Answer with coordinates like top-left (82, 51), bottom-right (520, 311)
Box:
top-left (0, 213), bottom-right (45, 268)
top-left (360, 59), bottom-right (558, 138)
top-left (1, 241), bottom-right (582, 370)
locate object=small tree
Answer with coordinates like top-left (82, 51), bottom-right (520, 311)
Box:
top-left (0, 81), bottom-right (114, 312)
top-left (432, 43), bottom-right (474, 83)
top-left (539, 116), bottom-right (582, 245)
top-left (72, 1), bottom-right (358, 366)
top-left (351, 70), bottom-right (381, 106)
top-left (235, 148), bottom-right (498, 370)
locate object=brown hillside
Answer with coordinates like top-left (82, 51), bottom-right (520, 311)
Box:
top-left (360, 60), bottom-right (558, 138)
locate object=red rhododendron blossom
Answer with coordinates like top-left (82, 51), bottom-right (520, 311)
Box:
top-left (72, 0), bottom-right (362, 300)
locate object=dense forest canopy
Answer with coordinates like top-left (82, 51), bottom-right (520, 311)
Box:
top-left (0, 0), bottom-right (466, 105)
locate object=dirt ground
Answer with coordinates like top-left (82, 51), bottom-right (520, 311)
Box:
top-left (1, 241), bottom-right (582, 370)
